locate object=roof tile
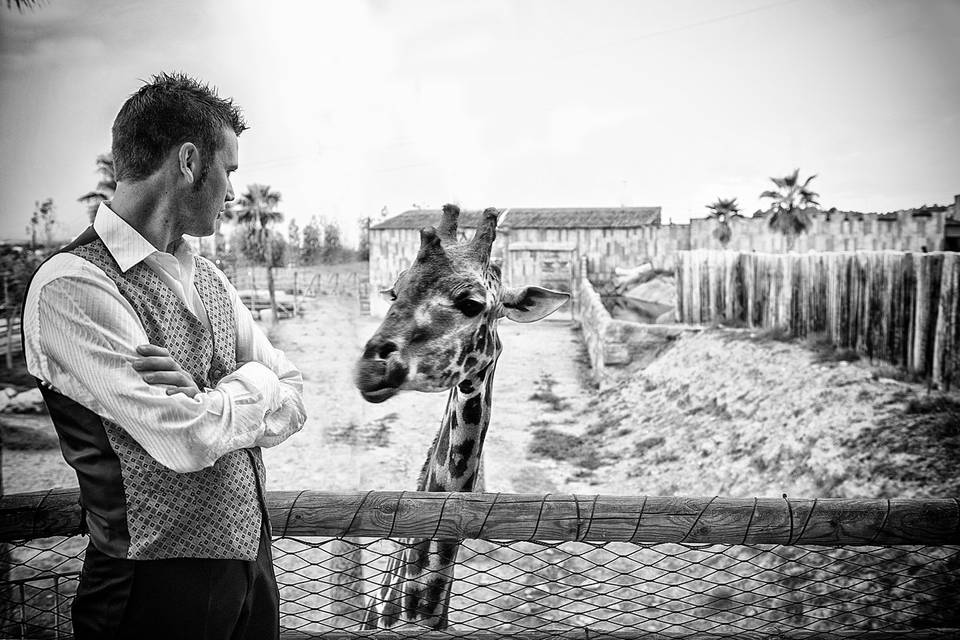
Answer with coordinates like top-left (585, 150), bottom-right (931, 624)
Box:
top-left (371, 207), bottom-right (661, 230)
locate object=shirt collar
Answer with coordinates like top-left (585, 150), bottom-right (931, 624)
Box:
top-left (92, 202), bottom-right (193, 272)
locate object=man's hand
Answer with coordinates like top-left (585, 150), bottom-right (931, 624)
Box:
top-left (132, 344), bottom-right (201, 399)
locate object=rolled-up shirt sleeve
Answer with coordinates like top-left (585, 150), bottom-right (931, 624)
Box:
top-left (27, 256), bottom-right (305, 473)
top-left (218, 267), bottom-right (306, 449)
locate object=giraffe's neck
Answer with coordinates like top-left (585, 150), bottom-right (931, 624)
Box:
top-left (419, 362), bottom-right (495, 493)
top-left (364, 361), bottom-right (497, 630)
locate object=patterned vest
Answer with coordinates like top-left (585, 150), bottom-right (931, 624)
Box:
top-left (35, 229), bottom-right (266, 561)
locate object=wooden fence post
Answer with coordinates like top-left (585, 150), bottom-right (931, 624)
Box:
top-left (3, 277), bottom-right (12, 369)
top-left (250, 269), bottom-right (259, 320)
top-left (327, 538), bottom-right (365, 625)
top-left (0, 379), bottom-right (10, 634)
top-left (932, 253), bottom-right (959, 389)
top-left (293, 272), bottom-right (299, 317)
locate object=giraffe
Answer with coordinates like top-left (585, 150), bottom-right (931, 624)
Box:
top-left (353, 204), bottom-right (569, 630)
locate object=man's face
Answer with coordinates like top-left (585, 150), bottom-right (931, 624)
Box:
top-left (185, 126), bottom-right (237, 237)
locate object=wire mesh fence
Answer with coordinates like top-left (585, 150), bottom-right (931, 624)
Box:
top-left (277, 537), bottom-right (960, 637)
top-left (1, 490), bottom-right (959, 639)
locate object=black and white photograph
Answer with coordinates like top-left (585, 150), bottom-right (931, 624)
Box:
top-left (0, 0), bottom-right (958, 638)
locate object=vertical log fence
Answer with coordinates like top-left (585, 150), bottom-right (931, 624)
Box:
top-left (675, 250), bottom-right (960, 389)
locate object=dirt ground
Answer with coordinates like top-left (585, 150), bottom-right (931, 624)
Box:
top-left (260, 295), bottom-right (594, 494)
top-left (4, 294), bottom-right (957, 501)
top-left (2, 294), bottom-right (596, 495)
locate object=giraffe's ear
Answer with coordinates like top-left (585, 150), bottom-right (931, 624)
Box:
top-left (501, 286), bottom-right (570, 323)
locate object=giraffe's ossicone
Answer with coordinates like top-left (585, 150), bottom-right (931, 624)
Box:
top-left (354, 204), bottom-right (569, 630)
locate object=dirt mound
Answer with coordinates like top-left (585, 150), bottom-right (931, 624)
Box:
top-left (570, 328), bottom-right (959, 499)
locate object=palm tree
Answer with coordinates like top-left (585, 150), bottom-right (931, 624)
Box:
top-left (706, 197), bottom-right (740, 247)
top-left (226, 184), bottom-right (285, 323)
top-left (77, 153), bottom-right (116, 222)
top-left (28, 198), bottom-right (56, 249)
top-left (5, 0), bottom-right (43, 10)
top-left (760, 169), bottom-right (820, 250)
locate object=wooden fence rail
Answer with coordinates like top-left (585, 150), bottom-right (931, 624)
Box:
top-left (2, 489), bottom-right (958, 546)
top-left (675, 250), bottom-right (960, 388)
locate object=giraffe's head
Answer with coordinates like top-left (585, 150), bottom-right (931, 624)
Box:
top-left (355, 204), bottom-right (569, 403)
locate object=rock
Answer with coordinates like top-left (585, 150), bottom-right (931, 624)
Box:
top-left (5, 388), bottom-right (46, 413)
top-left (614, 264), bottom-right (653, 289)
top-left (624, 275), bottom-right (676, 308)
top-left (3, 387), bottom-right (17, 398)
top-left (655, 308), bottom-right (677, 324)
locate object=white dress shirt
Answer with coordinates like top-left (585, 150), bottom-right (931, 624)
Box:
top-left (23, 203), bottom-right (305, 473)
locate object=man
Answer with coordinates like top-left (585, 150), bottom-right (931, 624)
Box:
top-left (22, 72), bottom-right (305, 640)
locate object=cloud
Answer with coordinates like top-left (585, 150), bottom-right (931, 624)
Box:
top-left (1, 33), bottom-right (107, 71)
top-left (2, 0), bottom-right (959, 242)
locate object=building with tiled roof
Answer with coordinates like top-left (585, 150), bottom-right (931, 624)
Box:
top-left (370, 207), bottom-right (661, 231)
top-left (367, 206), bottom-right (670, 315)
top-left (366, 196), bottom-right (960, 316)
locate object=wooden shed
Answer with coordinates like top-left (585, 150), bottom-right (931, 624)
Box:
top-left (367, 206), bottom-right (660, 316)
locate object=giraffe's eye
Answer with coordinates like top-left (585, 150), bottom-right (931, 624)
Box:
top-left (380, 288), bottom-right (397, 302)
top-left (456, 298), bottom-right (485, 317)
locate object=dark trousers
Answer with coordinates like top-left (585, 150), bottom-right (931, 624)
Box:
top-left (71, 523), bottom-right (279, 640)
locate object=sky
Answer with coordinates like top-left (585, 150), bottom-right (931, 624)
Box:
top-left (1, 0), bottom-right (958, 246)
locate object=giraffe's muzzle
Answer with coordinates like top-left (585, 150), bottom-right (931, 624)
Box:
top-left (354, 347), bottom-right (408, 403)
top-left (358, 386), bottom-right (399, 403)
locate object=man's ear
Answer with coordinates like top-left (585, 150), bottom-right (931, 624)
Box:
top-left (178, 142), bottom-right (199, 183)
top-left (501, 286), bottom-right (570, 323)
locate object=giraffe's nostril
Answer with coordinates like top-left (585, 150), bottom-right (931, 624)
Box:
top-left (363, 340), bottom-right (399, 360)
top-left (377, 341), bottom-right (398, 360)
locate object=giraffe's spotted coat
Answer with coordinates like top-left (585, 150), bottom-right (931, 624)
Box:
top-left (356, 204), bottom-right (568, 630)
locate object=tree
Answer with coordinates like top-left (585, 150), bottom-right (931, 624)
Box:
top-left (357, 216), bottom-right (371, 262)
top-left (230, 227), bottom-right (287, 269)
top-left (27, 198), bottom-right (57, 249)
top-left (705, 197), bottom-right (740, 247)
top-left (5, 0), bottom-right (42, 10)
top-left (225, 184), bottom-right (285, 323)
top-left (760, 169), bottom-right (820, 250)
top-left (301, 216), bottom-right (323, 265)
top-left (77, 153), bottom-right (117, 223)
top-left (321, 221), bottom-right (344, 264)
top-left (287, 219), bottom-right (301, 266)
top-left (0, 246), bottom-right (42, 366)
